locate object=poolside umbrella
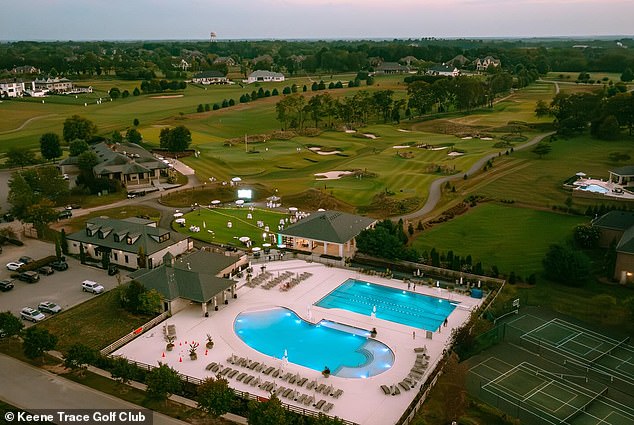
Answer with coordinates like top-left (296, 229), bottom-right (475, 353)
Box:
top-left (576, 172), bottom-right (587, 177)
top-left (175, 218), bottom-right (186, 224)
top-left (326, 384), bottom-right (333, 395)
top-left (288, 207), bottom-right (298, 213)
top-left (231, 177), bottom-right (242, 183)
top-left (236, 199), bottom-right (245, 206)
top-left (239, 236), bottom-right (250, 244)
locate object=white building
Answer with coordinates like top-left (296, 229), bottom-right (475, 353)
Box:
top-left (192, 71), bottom-right (229, 85)
top-left (246, 70), bottom-right (285, 84)
top-left (0, 78), bottom-right (28, 97)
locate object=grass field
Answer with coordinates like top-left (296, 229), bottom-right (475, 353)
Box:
top-left (411, 203), bottom-right (587, 277)
top-left (174, 207), bottom-right (289, 247)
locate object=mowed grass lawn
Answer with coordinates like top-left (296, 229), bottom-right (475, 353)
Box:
top-left (175, 207), bottom-right (289, 247)
top-left (411, 203), bottom-right (588, 277)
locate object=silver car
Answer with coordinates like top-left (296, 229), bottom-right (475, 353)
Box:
top-left (38, 301), bottom-right (62, 314)
top-left (20, 307), bottom-right (46, 322)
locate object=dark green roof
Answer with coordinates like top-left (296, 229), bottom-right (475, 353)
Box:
top-left (280, 210), bottom-right (376, 244)
top-left (610, 166), bottom-right (634, 176)
top-left (593, 211), bottom-right (634, 231)
top-left (67, 217), bottom-right (187, 255)
top-left (129, 251), bottom-right (239, 302)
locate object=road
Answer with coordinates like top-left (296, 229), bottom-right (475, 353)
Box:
top-left (0, 353), bottom-right (189, 425)
top-left (397, 131), bottom-right (555, 221)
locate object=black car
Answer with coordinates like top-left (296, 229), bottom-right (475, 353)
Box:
top-left (50, 261), bottom-right (69, 271)
top-left (3, 213), bottom-right (13, 222)
top-left (18, 256), bottom-right (34, 264)
top-left (38, 266), bottom-right (54, 275)
top-left (18, 271), bottom-right (40, 283)
top-left (58, 210), bottom-right (72, 220)
top-left (0, 279), bottom-right (14, 292)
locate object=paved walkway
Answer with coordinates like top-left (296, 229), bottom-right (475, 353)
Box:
top-left (0, 353), bottom-right (190, 425)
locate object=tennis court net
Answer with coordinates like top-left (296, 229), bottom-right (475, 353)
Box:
top-left (591, 337), bottom-right (631, 365)
top-left (559, 387), bottom-right (608, 424)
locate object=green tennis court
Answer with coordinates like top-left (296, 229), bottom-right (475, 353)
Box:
top-left (470, 357), bottom-right (634, 425)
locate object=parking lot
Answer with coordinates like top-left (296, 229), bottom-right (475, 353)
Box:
top-left (0, 238), bottom-right (122, 326)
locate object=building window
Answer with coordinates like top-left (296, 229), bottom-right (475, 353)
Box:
top-left (124, 255), bottom-right (129, 263)
top-left (114, 252), bottom-right (118, 261)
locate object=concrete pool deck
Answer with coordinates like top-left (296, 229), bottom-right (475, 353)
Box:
top-left (114, 259), bottom-right (484, 425)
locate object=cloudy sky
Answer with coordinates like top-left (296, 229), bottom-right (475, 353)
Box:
top-left (1, 0), bottom-right (633, 40)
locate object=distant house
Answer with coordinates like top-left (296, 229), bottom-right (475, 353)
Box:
top-left (246, 70), bottom-right (285, 84)
top-left (474, 56), bottom-right (501, 72)
top-left (59, 142), bottom-right (170, 189)
top-left (427, 64), bottom-right (460, 77)
top-left (447, 55), bottom-right (470, 68)
top-left (192, 71), bottom-right (229, 85)
top-left (592, 211), bottom-right (634, 283)
top-left (33, 77), bottom-right (74, 93)
top-left (213, 57), bottom-right (236, 66)
top-left (278, 210), bottom-right (376, 258)
top-left (129, 250), bottom-right (248, 314)
top-left (67, 217), bottom-right (192, 270)
top-left (173, 59), bottom-right (190, 71)
top-left (0, 78), bottom-right (27, 97)
top-left (10, 65), bottom-right (40, 74)
top-left (374, 62), bottom-right (411, 74)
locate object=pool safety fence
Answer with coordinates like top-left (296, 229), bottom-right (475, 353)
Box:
top-left (105, 356), bottom-right (358, 425)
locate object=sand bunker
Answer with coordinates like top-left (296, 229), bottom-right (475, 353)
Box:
top-left (461, 136), bottom-right (473, 140)
top-left (151, 95), bottom-right (184, 99)
top-left (363, 133), bottom-right (377, 139)
top-left (314, 171), bottom-right (354, 180)
top-left (430, 146), bottom-right (449, 151)
top-left (397, 129), bottom-right (412, 133)
top-left (481, 137), bottom-right (493, 141)
top-left (344, 129), bottom-right (357, 133)
top-left (393, 145), bottom-right (410, 149)
top-left (448, 151), bottom-right (465, 157)
top-left (309, 147), bottom-right (342, 155)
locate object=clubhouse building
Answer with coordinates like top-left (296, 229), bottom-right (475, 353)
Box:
top-left (279, 210), bottom-right (376, 258)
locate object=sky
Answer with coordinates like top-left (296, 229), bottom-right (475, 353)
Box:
top-left (1, 0), bottom-right (633, 41)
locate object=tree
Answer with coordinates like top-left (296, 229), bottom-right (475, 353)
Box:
top-left (133, 87), bottom-right (141, 96)
top-left (592, 294), bottom-right (617, 319)
top-left (69, 139), bottom-right (90, 156)
top-left (77, 151), bottom-right (99, 175)
top-left (120, 280), bottom-right (146, 313)
top-left (109, 87), bottom-right (121, 99)
top-left (197, 104), bottom-right (204, 113)
top-left (159, 126), bottom-right (192, 152)
top-left (594, 115), bottom-right (621, 140)
top-left (8, 172), bottom-right (37, 219)
top-left (531, 141), bottom-right (552, 159)
top-left (197, 376), bottom-right (234, 418)
top-left (64, 343), bottom-right (97, 374)
top-left (39, 133), bottom-right (62, 161)
top-left (6, 147), bottom-right (37, 168)
top-left (110, 356), bottom-right (137, 384)
top-left (542, 244), bottom-right (591, 286)
top-left (111, 131), bottom-right (123, 144)
top-left (0, 311), bottom-right (24, 337)
top-left (534, 100), bottom-right (550, 117)
top-left (146, 363), bottom-right (182, 402)
top-left (438, 352), bottom-right (468, 423)
top-left (126, 128), bottom-right (142, 144)
top-left (26, 200), bottom-right (58, 237)
top-left (63, 115), bottom-right (98, 142)
top-left (23, 327), bottom-right (57, 360)
top-left (55, 236), bottom-right (62, 260)
top-left (138, 289), bottom-right (162, 315)
top-left (621, 68), bottom-right (634, 83)
top-left (137, 246), bottom-right (147, 269)
top-left (574, 224), bottom-right (601, 249)
top-left (133, 118), bottom-right (140, 127)
top-left (247, 394), bottom-right (287, 425)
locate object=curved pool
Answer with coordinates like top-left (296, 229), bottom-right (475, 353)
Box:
top-left (578, 184), bottom-right (608, 194)
top-left (234, 307), bottom-right (394, 378)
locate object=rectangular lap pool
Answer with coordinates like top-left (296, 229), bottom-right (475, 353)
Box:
top-left (315, 278), bottom-right (457, 331)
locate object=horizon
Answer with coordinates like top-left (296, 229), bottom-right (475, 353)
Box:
top-left (2, 0), bottom-right (633, 41)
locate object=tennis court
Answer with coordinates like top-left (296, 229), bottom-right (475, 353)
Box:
top-left (470, 357), bottom-right (634, 425)
top-left (507, 315), bottom-right (634, 386)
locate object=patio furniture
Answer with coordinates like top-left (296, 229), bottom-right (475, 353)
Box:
top-left (243, 375), bottom-right (253, 384)
top-left (304, 395), bottom-right (314, 406)
top-left (297, 394), bottom-right (307, 403)
top-left (283, 388), bottom-right (293, 398)
top-left (236, 373), bottom-right (247, 381)
top-left (275, 386), bottom-right (287, 395)
top-left (332, 389), bottom-right (343, 398)
top-left (221, 367), bottom-right (232, 376)
top-left (263, 366), bottom-right (274, 375)
top-left (380, 385), bottom-right (391, 395)
top-left (323, 402), bottom-right (334, 413)
top-left (391, 385), bottom-right (400, 396)
top-left (205, 362), bottom-right (217, 371)
top-left (211, 364), bottom-right (221, 373)
top-left (307, 380), bottom-right (317, 390)
top-left (314, 399), bottom-right (326, 409)
top-left (315, 383), bottom-right (326, 393)
top-left (228, 370), bottom-right (239, 378)
top-left (297, 377), bottom-right (308, 387)
top-left (398, 381), bottom-right (411, 391)
top-left (414, 346), bottom-right (427, 353)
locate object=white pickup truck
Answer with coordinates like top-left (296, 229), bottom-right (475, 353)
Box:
top-left (82, 280), bottom-right (104, 294)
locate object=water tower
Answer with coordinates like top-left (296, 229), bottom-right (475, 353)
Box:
top-left (210, 32), bottom-right (217, 42)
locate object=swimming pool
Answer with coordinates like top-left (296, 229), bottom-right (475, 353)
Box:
top-left (578, 184), bottom-right (608, 194)
top-left (316, 278), bottom-right (456, 331)
top-left (234, 307), bottom-right (394, 378)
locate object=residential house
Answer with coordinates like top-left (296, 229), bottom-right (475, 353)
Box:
top-left (192, 71), bottom-right (229, 85)
top-left (278, 210), bottom-right (376, 258)
top-left (374, 62), bottom-right (411, 74)
top-left (474, 56), bottom-right (501, 72)
top-left (427, 64), bottom-right (460, 77)
top-left (246, 70), bottom-right (285, 84)
top-left (0, 78), bottom-right (27, 97)
top-left (213, 57), bottom-right (236, 66)
top-left (66, 217), bottom-right (192, 270)
top-left (129, 250), bottom-right (248, 314)
top-left (59, 142), bottom-right (170, 189)
top-left (447, 55), bottom-right (470, 68)
top-left (10, 65), bottom-right (40, 74)
top-left (173, 59), bottom-right (190, 71)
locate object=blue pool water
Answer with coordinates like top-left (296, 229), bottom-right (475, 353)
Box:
top-left (579, 184), bottom-right (608, 194)
top-left (316, 279), bottom-right (456, 331)
top-left (234, 307), bottom-right (394, 378)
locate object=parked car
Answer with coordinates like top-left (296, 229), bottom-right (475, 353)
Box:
top-left (18, 271), bottom-right (40, 283)
top-left (6, 262), bottom-right (24, 271)
top-left (50, 260), bottom-right (69, 271)
top-left (20, 307), bottom-right (45, 322)
top-left (82, 280), bottom-right (104, 294)
top-left (58, 210), bottom-right (72, 219)
top-left (38, 301), bottom-right (62, 314)
top-left (107, 265), bottom-right (119, 276)
top-left (0, 279), bottom-right (14, 292)
top-left (127, 193), bottom-right (137, 199)
top-left (18, 256), bottom-right (34, 264)
top-left (38, 266), bottom-right (54, 276)
top-left (3, 213), bottom-right (14, 222)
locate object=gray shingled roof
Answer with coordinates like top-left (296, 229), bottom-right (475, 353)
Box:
top-left (593, 211), bottom-right (634, 231)
top-left (67, 217), bottom-right (188, 255)
top-left (280, 210), bottom-right (376, 244)
top-left (610, 166), bottom-right (634, 176)
top-left (129, 251), bottom-right (238, 302)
